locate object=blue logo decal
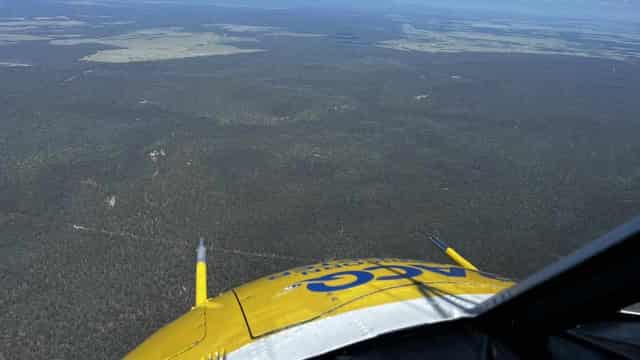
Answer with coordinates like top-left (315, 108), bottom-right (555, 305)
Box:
top-left (272, 260), bottom-right (485, 292)
top-left (301, 270), bottom-right (374, 292)
top-left (411, 264), bottom-right (466, 277)
top-left (363, 265), bottom-right (422, 280)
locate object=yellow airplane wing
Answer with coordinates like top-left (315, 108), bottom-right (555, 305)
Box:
top-left (125, 216), bottom-right (640, 360)
top-left (125, 254), bottom-right (512, 359)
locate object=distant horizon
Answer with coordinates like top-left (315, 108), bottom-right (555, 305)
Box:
top-left (2, 0), bottom-right (640, 23)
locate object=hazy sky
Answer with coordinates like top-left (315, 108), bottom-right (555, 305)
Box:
top-left (1, 0), bottom-right (639, 22)
top-left (196, 0), bottom-right (639, 21)
top-left (272, 0), bottom-right (640, 21)
top-left (400, 0), bottom-right (640, 21)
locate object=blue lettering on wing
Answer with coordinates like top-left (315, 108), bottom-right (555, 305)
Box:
top-left (363, 265), bottom-right (422, 280)
top-left (282, 262), bottom-right (472, 292)
top-left (302, 270), bottom-right (375, 292)
top-left (411, 264), bottom-right (466, 277)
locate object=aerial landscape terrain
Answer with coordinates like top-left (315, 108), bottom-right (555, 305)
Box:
top-left (1, 0), bottom-right (639, 358)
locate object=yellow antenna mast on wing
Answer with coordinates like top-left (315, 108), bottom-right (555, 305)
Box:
top-left (429, 234), bottom-right (478, 271)
top-left (195, 238), bottom-right (208, 307)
